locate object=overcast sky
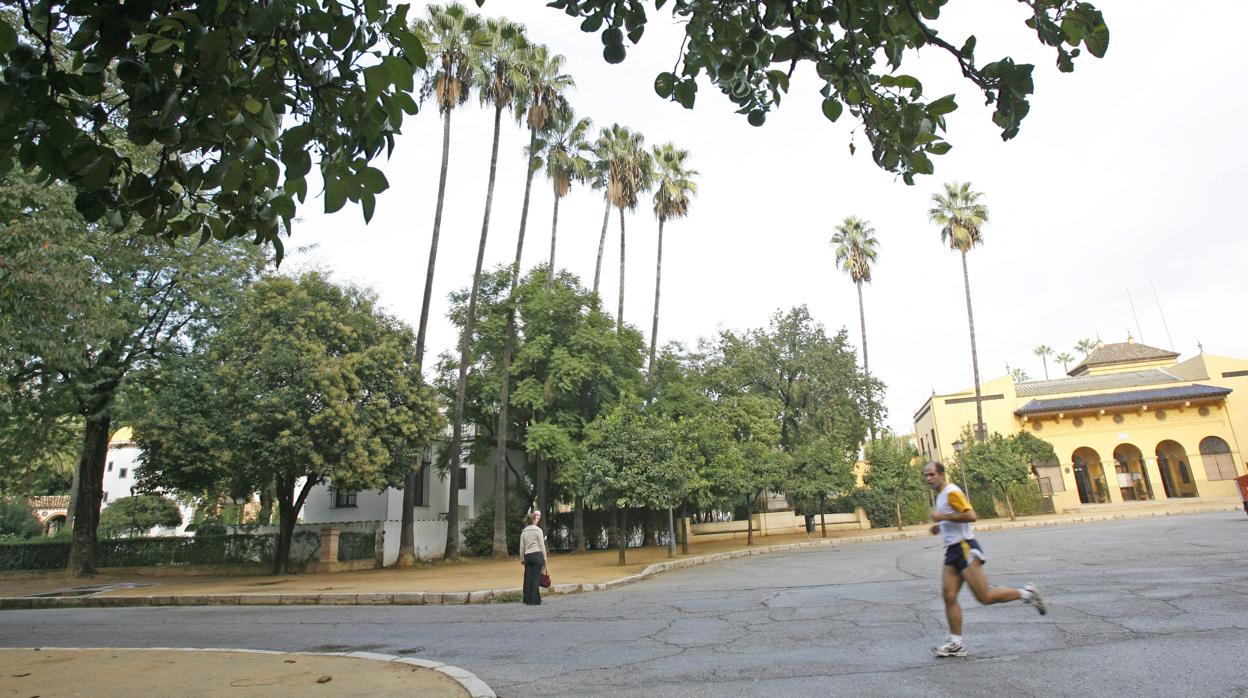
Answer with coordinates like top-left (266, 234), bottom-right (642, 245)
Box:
top-left (289, 0), bottom-right (1248, 435)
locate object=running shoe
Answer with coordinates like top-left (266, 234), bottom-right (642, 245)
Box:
top-left (1022, 583), bottom-right (1047, 615)
top-left (932, 640), bottom-right (967, 657)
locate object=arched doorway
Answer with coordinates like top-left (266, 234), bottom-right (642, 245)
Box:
top-left (44, 514), bottom-right (66, 536)
top-left (1113, 443), bottom-right (1153, 501)
top-left (1198, 436), bottom-right (1238, 482)
top-left (1072, 447), bottom-right (1110, 504)
top-left (1156, 440), bottom-right (1199, 498)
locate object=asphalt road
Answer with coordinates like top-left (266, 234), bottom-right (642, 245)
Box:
top-left (4, 512), bottom-right (1247, 697)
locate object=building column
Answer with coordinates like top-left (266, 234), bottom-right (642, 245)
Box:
top-left (319, 526), bottom-right (340, 563)
top-left (1144, 457), bottom-right (1169, 501)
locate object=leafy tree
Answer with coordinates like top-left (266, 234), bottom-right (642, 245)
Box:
top-left (0, 0), bottom-right (427, 251)
top-left (492, 42), bottom-right (573, 558)
top-left (540, 109), bottom-right (594, 291)
top-left (548, 0), bottom-right (1108, 182)
top-left (592, 124), bottom-right (653, 316)
top-left (395, 2), bottom-right (487, 569)
top-left (574, 400), bottom-right (697, 565)
top-left (0, 412), bottom-right (77, 496)
top-left (443, 16), bottom-right (530, 563)
top-left (929, 181), bottom-right (989, 442)
top-left (863, 433), bottom-right (924, 530)
top-left (958, 430), bottom-right (1052, 520)
top-left (831, 215), bottom-right (879, 438)
top-left (135, 273), bottom-right (443, 573)
top-left (97, 494), bottom-right (181, 538)
top-left (648, 142), bottom-right (698, 371)
top-left (1075, 338), bottom-right (1096, 357)
top-left (0, 497), bottom-right (42, 540)
top-left (789, 436), bottom-right (857, 537)
top-left (1010, 367), bottom-right (1030, 383)
top-left (0, 170), bottom-right (267, 576)
top-left (1055, 351), bottom-right (1075, 373)
top-left (1033, 345), bottom-right (1053, 380)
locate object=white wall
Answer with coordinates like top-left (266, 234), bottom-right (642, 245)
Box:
top-left (103, 440), bottom-right (195, 536)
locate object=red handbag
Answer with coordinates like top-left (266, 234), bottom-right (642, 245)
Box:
top-left (539, 572), bottom-right (551, 588)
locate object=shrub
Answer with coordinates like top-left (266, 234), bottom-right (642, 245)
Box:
top-left (463, 498), bottom-right (525, 557)
top-left (853, 487), bottom-right (930, 529)
top-left (0, 497), bottom-right (43, 540)
top-left (98, 495), bottom-right (182, 538)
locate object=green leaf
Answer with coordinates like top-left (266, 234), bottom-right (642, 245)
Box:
top-left (821, 98), bottom-right (843, 122)
top-left (926, 141), bottom-right (952, 155)
top-left (383, 55), bottom-right (414, 93)
top-left (151, 37), bottom-right (175, 53)
top-left (654, 71), bottom-right (675, 99)
top-left (324, 175), bottom-right (347, 214)
top-left (927, 94), bottom-right (958, 116)
top-left (393, 30), bottom-right (427, 67)
top-left (243, 97), bottom-right (263, 114)
top-left (673, 78), bottom-right (697, 109)
top-left (0, 18), bottom-right (19, 54)
top-left (361, 192), bottom-right (376, 223)
top-left (357, 166), bottom-right (389, 193)
top-left (363, 64), bottom-right (388, 100)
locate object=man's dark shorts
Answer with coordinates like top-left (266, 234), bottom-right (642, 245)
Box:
top-left (944, 538), bottom-right (986, 572)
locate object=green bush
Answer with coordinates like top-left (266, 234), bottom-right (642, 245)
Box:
top-left (0, 532), bottom-right (323, 571)
top-left (0, 539), bottom-right (70, 571)
top-left (98, 495), bottom-right (182, 538)
top-left (337, 531), bottom-right (375, 561)
top-left (853, 487), bottom-right (930, 529)
top-left (463, 498), bottom-right (525, 557)
top-left (0, 497), bottom-right (44, 540)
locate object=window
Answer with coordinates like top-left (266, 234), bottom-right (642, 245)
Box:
top-left (413, 464), bottom-right (429, 508)
top-left (332, 490), bottom-right (357, 508)
top-left (102, 492), bottom-right (108, 502)
top-left (118, 468), bottom-right (127, 479)
top-left (1199, 436), bottom-right (1237, 481)
top-left (457, 467), bottom-right (468, 490)
top-left (107, 461), bottom-right (113, 473)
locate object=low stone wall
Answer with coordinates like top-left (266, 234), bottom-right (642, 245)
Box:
top-left (688, 508), bottom-right (870, 542)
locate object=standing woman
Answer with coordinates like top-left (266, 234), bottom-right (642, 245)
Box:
top-left (520, 511), bottom-right (549, 605)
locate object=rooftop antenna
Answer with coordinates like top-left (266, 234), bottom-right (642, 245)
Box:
top-left (1126, 286), bottom-right (1144, 343)
top-left (1149, 277), bottom-right (1175, 351)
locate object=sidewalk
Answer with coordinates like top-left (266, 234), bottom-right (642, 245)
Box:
top-left (1, 498), bottom-right (1239, 608)
top-left (0, 647), bottom-right (487, 697)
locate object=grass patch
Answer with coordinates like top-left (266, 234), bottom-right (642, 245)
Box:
top-left (490, 591), bottom-right (522, 604)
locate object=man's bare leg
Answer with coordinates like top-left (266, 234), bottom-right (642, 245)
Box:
top-left (942, 564), bottom-right (965, 635)
top-left (961, 559), bottom-right (1021, 605)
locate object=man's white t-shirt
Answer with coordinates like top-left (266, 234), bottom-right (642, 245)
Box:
top-left (935, 483), bottom-right (974, 547)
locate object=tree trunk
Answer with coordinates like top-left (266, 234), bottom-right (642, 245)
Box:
top-left (492, 127), bottom-right (539, 559)
top-left (66, 412), bottom-right (111, 577)
top-left (400, 106), bottom-right (454, 567)
top-left (573, 495), bottom-right (586, 553)
top-left (273, 476), bottom-right (316, 575)
top-left (592, 196), bottom-right (610, 296)
top-left (257, 483), bottom-right (273, 525)
top-left (648, 217), bottom-right (665, 372)
top-left (746, 494), bottom-right (754, 546)
top-left (895, 496), bottom-right (903, 531)
top-left (446, 104), bottom-right (505, 562)
top-left (547, 194), bottom-right (561, 291)
top-left (617, 506), bottom-right (628, 566)
top-left (857, 279), bottom-right (874, 441)
top-left (1005, 489), bottom-right (1016, 521)
top-left (679, 502), bottom-right (689, 555)
top-left (961, 250), bottom-right (985, 444)
top-left (820, 495), bottom-right (828, 538)
top-left (617, 207), bottom-right (626, 334)
top-left (536, 458), bottom-right (548, 537)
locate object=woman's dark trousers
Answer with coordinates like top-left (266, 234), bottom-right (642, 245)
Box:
top-left (523, 552), bottom-right (545, 605)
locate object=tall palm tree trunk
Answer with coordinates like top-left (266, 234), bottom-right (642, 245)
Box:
top-left (617, 207), bottom-right (626, 334)
top-left (592, 196), bottom-right (610, 295)
top-left (856, 279), bottom-right (874, 440)
top-left (445, 105), bottom-right (504, 561)
top-left (547, 194), bottom-right (561, 291)
top-left (398, 107), bottom-right (453, 568)
top-left (648, 217), bottom-right (665, 371)
top-left (491, 128), bottom-right (539, 559)
top-left (961, 250), bottom-right (985, 443)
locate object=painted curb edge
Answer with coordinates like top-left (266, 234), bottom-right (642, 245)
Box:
top-left (0, 646), bottom-right (495, 698)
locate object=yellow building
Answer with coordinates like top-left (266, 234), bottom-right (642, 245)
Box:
top-left (913, 340), bottom-right (1248, 512)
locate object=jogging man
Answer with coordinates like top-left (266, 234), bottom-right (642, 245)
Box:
top-left (924, 460), bottom-right (1045, 657)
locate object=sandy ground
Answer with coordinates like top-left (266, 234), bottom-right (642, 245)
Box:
top-left (0, 648), bottom-right (467, 697)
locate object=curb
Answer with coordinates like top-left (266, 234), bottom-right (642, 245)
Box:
top-left (2, 504), bottom-right (1237, 611)
top-left (3, 647), bottom-right (495, 698)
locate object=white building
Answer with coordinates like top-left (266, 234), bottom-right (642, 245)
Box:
top-left (105, 428), bottom-right (195, 536)
top-left (299, 436), bottom-right (520, 565)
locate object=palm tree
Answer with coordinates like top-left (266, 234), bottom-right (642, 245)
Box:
top-left (398, 1), bottom-right (487, 568)
top-left (929, 181), bottom-right (990, 442)
top-left (444, 16), bottom-right (528, 562)
top-left (1011, 367), bottom-right (1030, 383)
top-left (541, 110), bottom-right (594, 291)
top-left (1033, 344), bottom-right (1053, 380)
top-left (493, 44), bottom-right (572, 553)
top-left (1075, 338), bottom-right (1096, 357)
top-left (594, 124), bottom-right (653, 334)
top-left (831, 216), bottom-right (880, 439)
top-left (1056, 351), bottom-right (1075, 373)
top-left (648, 142), bottom-right (698, 371)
